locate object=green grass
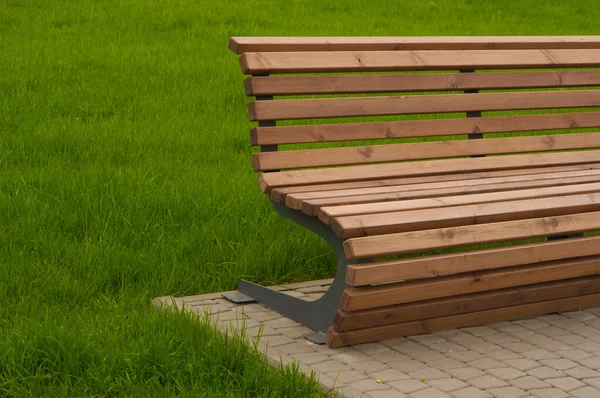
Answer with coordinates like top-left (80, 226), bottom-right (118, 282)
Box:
top-left (1, 0), bottom-right (600, 395)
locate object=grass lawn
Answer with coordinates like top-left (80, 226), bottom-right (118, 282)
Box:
top-left (1, 0), bottom-right (599, 395)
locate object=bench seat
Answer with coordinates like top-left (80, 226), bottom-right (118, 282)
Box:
top-left (228, 36), bottom-right (600, 347)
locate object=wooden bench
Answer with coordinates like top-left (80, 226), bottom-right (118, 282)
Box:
top-left (227, 36), bottom-right (600, 348)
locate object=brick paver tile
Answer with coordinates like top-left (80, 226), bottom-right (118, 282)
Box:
top-left (486, 367), bottom-right (527, 381)
top-left (533, 341), bottom-right (572, 353)
top-left (331, 350), bottom-right (371, 364)
top-left (409, 387), bottom-right (452, 398)
top-left (368, 390), bottom-right (408, 397)
top-left (503, 359), bottom-right (541, 371)
top-left (446, 367), bottom-right (487, 380)
top-left (468, 375), bottom-right (509, 389)
top-left (351, 378), bottom-right (390, 392)
top-left (487, 350), bottom-right (524, 361)
top-left (388, 360), bottom-right (428, 373)
top-left (582, 377), bottom-right (600, 389)
top-left (446, 332), bottom-right (485, 345)
top-left (369, 368), bottom-right (410, 382)
top-left (468, 358), bottom-right (506, 370)
top-left (377, 350), bottom-right (412, 364)
top-left (500, 342), bottom-right (537, 353)
top-left (353, 342), bottom-right (391, 355)
top-left (510, 376), bottom-right (550, 390)
top-left (451, 386), bottom-right (493, 398)
top-left (408, 367), bottom-right (450, 381)
top-left (579, 341), bottom-right (600, 354)
top-left (482, 333), bottom-right (520, 344)
top-left (326, 369), bottom-right (368, 384)
top-left (514, 319), bottom-right (550, 330)
top-left (387, 379), bottom-right (429, 394)
top-left (447, 350), bottom-right (485, 362)
top-left (409, 334), bottom-right (447, 346)
top-left (393, 341), bottom-right (432, 355)
top-left (526, 367), bottom-right (564, 380)
top-left (538, 359), bottom-right (578, 371)
top-left (277, 342), bottom-right (315, 355)
top-left (535, 326), bottom-right (569, 337)
top-left (563, 366), bottom-right (600, 379)
top-left (462, 326), bottom-right (497, 337)
top-left (246, 310), bottom-right (282, 322)
top-left (514, 334), bottom-right (552, 345)
top-left (522, 350), bottom-right (559, 361)
top-left (554, 334), bottom-right (589, 346)
top-left (312, 360), bottom-right (349, 373)
top-left (429, 341), bottom-right (469, 353)
top-left (529, 388), bottom-right (569, 398)
top-left (571, 386), bottom-right (600, 398)
top-left (246, 325), bottom-right (279, 337)
top-left (562, 310), bottom-right (596, 322)
top-left (263, 317), bottom-right (300, 329)
top-left (350, 360), bottom-right (388, 373)
top-left (487, 386), bottom-right (528, 398)
top-left (231, 303), bottom-right (269, 313)
top-left (427, 358), bottom-right (467, 370)
top-left (553, 349), bottom-right (591, 361)
top-left (545, 376), bottom-right (586, 391)
top-left (578, 356), bottom-right (600, 370)
top-left (468, 342), bottom-right (503, 354)
top-left (428, 378), bottom-right (469, 392)
top-left (291, 352), bottom-right (329, 365)
top-left (277, 326), bottom-right (313, 339)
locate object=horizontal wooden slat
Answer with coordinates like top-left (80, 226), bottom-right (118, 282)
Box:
top-left (258, 150), bottom-right (600, 192)
top-left (334, 191), bottom-right (600, 238)
top-left (343, 211), bottom-right (600, 260)
top-left (246, 70), bottom-right (600, 96)
top-left (254, 133), bottom-right (600, 171)
top-left (240, 49), bottom-right (600, 75)
top-left (270, 164), bottom-right (600, 203)
top-left (229, 36), bottom-right (600, 54)
top-left (325, 292), bottom-right (600, 348)
top-left (335, 275), bottom-right (600, 331)
top-left (346, 235), bottom-right (600, 286)
top-left (302, 173), bottom-right (600, 216)
top-left (320, 176), bottom-right (600, 223)
top-left (249, 89), bottom-right (600, 121)
top-left (341, 256), bottom-right (600, 311)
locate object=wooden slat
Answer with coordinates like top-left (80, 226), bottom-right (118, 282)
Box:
top-left (325, 292), bottom-right (600, 348)
top-left (343, 211), bottom-right (600, 260)
top-left (229, 36), bottom-right (600, 54)
top-left (249, 89), bottom-right (600, 121)
top-left (335, 275), bottom-right (600, 331)
top-left (334, 191), bottom-right (600, 238)
top-left (254, 133), bottom-right (600, 171)
top-left (253, 112), bottom-right (600, 146)
top-left (302, 173), bottom-right (600, 216)
top-left (346, 235), bottom-right (600, 286)
top-left (246, 70), bottom-right (600, 96)
top-left (240, 49), bottom-right (600, 75)
top-left (258, 150), bottom-right (600, 192)
top-left (270, 164), bottom-right (600, 203)
top-left (341, 256), bottom-right (600, 311)
top-left (322, 179), bottom-right (600, 225)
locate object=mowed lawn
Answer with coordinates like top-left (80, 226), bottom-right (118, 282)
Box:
top-left (1, 0), bottom-right (600, 395)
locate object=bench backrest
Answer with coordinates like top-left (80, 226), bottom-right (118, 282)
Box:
top-left (230, 37), bottom-right (600, 174)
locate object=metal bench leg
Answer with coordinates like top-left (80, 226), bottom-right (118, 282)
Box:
top-left (226, 202), bottom-right (366, 342)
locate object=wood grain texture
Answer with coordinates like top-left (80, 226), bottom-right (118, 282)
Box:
top-left (258, 150), bottom-right (600, 192)
top-left (335, 275), bottom-right (600, 330)
top-left (343, 211), bottom-right (600, 260)
top-left (341, 256), bottom-right (600, 311)
top-left (346, 235), bottom-right (600, 286)
top-left (254, 133), bottom-right (600, 171)
top-left (325, 292), bottom-right (600, 347)
top-left (245, 70), bottom-right (600, 96)
top-left (240, 49), bottom-right (600, 74)
top-left (229, 36), bottom-right (600, 54)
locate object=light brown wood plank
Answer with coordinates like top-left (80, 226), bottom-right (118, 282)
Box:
top-left (346, 235), bottom-right (600, 286)
top-left (325, 292), bottom-right (600, 347)
top-left (336, 275), bottom-right (600, 331)
top-left (253, 112), bottom-right (600, 146)
top-left (254, 133), bottom-right (600, 171)
top-left (249, 89), bottom-right (600, 121)
top-left (343, 211), bottom-right (600, 260)
top-left (341, 256), bottom-right (600, 311)
top-left (240, 49), bottom-right (600, 75)
top-left (258, 150), bottom-right (600, 192)
top-left (334, 191), bottom-right (600, 238)
top-left (270, 164), bottom-right (600, 204)
top-left (302, 173), bottom-right (600, 216)
top-left (229, 36), bottom-right (600, 54)
top-left (246, 70), bottom-right (600, 96)
top-left (321, 178), bottom-right (600, 224)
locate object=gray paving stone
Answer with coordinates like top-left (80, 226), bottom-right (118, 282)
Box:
top-left (351, 378), bottom-right (390, 392)
top-left (353, 343), bottom-right (391, 355)
top-left (277, 326), bottom-right (313, 339)
top-left (349, 360), bottom-right (388, 373)
top-left (571, 386), bottom-right (600, 398)
top-left (446, 332), bottom-right (485, 346)
top-left (525, 367), bottom-right (565, 380)
top-left (388, 360), bottom-right (428, 373)
top-left (578, 356), bottom-right (600, 370)
top-left (291, 352), bottom-right (330, 365)
top-left (427, 358), bottom-right (467, 370)
top-left (377, 350), bottom-right (412, 364)
top-left (486, 350), bottom-right (523, 361)
top-left (535, 326), bottom-right (570, 337)
top-left (245, 310), bottom-right (282, 322)
top-left (409, 387), bottom-right (452, 398)
top-left (408, 367), bottom-right (450, 381)
top-left (581, 377), bottom-right (600, 389)
top-left (510, 376), bottom-right (550, 390)
top-left (276, 342), bottom-right (315, 355)
top-left (387, 379), bottom-right (429, 393)
top-left (467, 358), bottom-right (506, 370)
top-left (501, 342), bottom-right (537, 353)
top-left (486, 386), bottom-right (528, 398)
top-left (522, 349), bottom-right (559, 361)
top-left (368, 390), bottom-right (408, 398)
top-left (514, 319), bottom-right (551, 330)
top-left (538, 359), bottom-right (578, 371)
top-left (462, 327), bottom-right (498, 337)
top-left (311, 360), bottom-right (349, 373)
top-left (482, 333), bottom-right (520, 344)
top-left (427, 378), bottom-right (469, 392)
top-left (331, 350), bottom-right (371, 364)
top-left (445, 367), bottom-right (487, 380)
top-left (469, 342), bottom-right (503, 354)
top-left (369, 368), bottom-right (410, 383)
top-left (529, 388), bottom-right (569, 398)
top-left (451, 387), bottom-right (493, 398)
top-left (468, 375), bottom-right (509, 389)
top-left (545, 376), bottom-right (586, 391)
top-left (326, 369), bottom-right (368, 384)
top-left (503, 359), bottom-right (541, 371)
top-left (447, 350), bottom-right (485, 362)
top-left (429, 341), bottom-right (469, 353)
top-left (553, 349), bottom-right (591, 361)
top-left (563, 366), bottom-right (600, 379)
top-left (263, 317), bottom-right (300, 329)
top-left (486, 367), bottom-right (527, 381)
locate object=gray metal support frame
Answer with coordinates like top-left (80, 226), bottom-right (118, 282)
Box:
top-left (234, 202), bottom-right (365, 334)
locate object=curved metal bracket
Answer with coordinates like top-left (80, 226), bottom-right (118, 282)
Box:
top-left (230, 202), bottom-right (366, 335)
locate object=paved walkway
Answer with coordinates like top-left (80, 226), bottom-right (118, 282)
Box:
top-left (155, 279), bottom-right (600, 398)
